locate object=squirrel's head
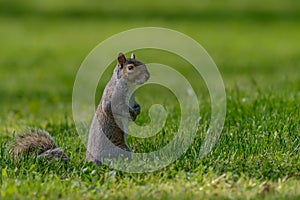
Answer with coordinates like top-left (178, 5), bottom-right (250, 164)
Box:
top-left (117, 52), bottom-right (150, 85)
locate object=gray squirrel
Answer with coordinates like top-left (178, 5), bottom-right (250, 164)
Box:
top-left (86, 52), bottom-right (150, 164)
top-left (12, 53), bottom-right (150, 164)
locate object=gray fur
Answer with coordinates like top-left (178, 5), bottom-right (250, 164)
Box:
top-left (86, 53), bottom-right (150, 164)
top-left (12, 129), bottom-right (68, 162)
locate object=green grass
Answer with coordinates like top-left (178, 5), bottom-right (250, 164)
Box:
top-left (1, 0), bottom-right (300, 199)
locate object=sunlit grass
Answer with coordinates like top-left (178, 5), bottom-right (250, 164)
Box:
top-left (1, 1), bottom-right (300, 199)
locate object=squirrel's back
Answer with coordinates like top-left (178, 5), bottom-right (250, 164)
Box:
top-left (12, 129), bottom-right (68, 162)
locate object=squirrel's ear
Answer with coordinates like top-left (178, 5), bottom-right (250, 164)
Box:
top-left (118, 53), bottom-right (126, 68)
top-left (130, 53), bottom-right (135, 59)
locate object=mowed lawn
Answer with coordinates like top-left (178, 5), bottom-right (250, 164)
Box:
top-left (0, 1), bottom-right (300, 199)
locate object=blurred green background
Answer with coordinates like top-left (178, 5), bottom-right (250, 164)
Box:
top-left (0, 0), bottom-right (299, 131)
top-left (0, 1), bottom-right (300, 199)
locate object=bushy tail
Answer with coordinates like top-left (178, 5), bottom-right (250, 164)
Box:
top-left (12, 129), bottom-right (68, 162)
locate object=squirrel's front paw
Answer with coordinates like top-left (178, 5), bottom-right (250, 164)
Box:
top-left (129, 104), bottom-right (140, 121)
top-left (133, 104), bottom-right (140, 115)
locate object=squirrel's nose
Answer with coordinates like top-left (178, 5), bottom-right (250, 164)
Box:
top-left (145, 70), bottom-right (150, 80)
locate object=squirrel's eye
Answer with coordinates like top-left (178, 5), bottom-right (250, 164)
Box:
top-left (127, 65), bottom-right (134, 70)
